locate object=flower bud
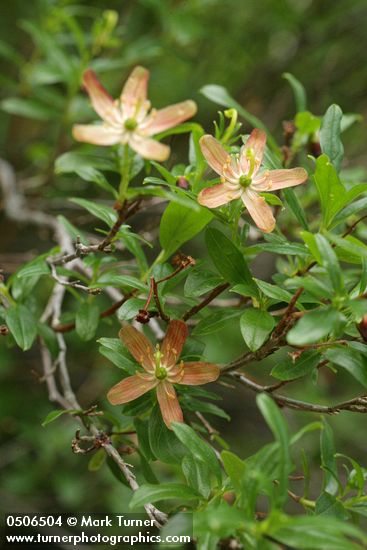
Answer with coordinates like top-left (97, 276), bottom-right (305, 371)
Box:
top-left (176, 176), bottom-right (189, 190)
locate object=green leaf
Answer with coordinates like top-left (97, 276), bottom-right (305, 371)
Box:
top-left (181, 397), bottom-right (230, 420)
top-left (94, 273), bottom-right (147, 293)
top-left (184, 268), bottom-right (223, 298)
top-left (88, 449), bottom-right (106, 472)
top-left (41, 409), bottom-right (79, 427)
top-left (257, 394), bottom-right (291, 506)
top-left (314, 234), bottom-right (343, 294)
top-left (55, 151), bottom-right (116, 174)
top-left (134, 418), bottom-right (155, 461)
top-left (271, 350), bottom-right (320, 381)
top-left (320, 104), bottom-right (344, 172)
top-left (221, 450), bottom-right (246, 493)
top-left (327, 232), bottom-right (367, 261)
top-left (313, 155), bottom-right (346, 227)
top-left (323, 346), bottom-right (367, 388)
top-left (316, 492), bottom-right (349, 519)
top-left (105, 455), bottom-right (129, 487)
top-left (69, 197), bottom-right (116, 227)
top-left (260, 192), bottom-right (283, 207)
top-left (130, 483), bottom-right (199, 509)
top-left (117, 298), bottom-right (146, 321)
top-left (159, 202), bottom-right (213, 260)
top-left (148, 405), bottom-right (186, 464)
top-left (98, 337), bottom-right (137, 374)
top-left (295, 111), bottom-right (321, 135)
top-left (16, 255), bottom-right (50, 278)
top-left (249, 240), bottom-right (309, 257)
top-left (206, 228), bottom-right (255, 289)
top-left (1, 97), bottom-right (57, 120)
top-left (255, 279), bottom-right (294, 304)
top-left (122, 394), bottom-right (152, 417)
top-left (282, 188), bottom-right (309, 230)
top-left (331, 196), bottom-right (367, 228)
top-left (75, 302), bottom-right (100, 342)
top-left (240, 308), bottom-right (275, 351)
top-left (267, 515), bottom-right (365, 549)
top-left (200, 84), bottom-right (279, 151)
top-left (282, 73), bottom-right (307, 112)
top-left (192, 309), bottom-right (241, 336)
top-left (287, 308), bottom-right (345, 346)
top-left (171, 422), bottom-right (222, 484)
top-left (37, 322), bottom-right (59, 359)
top-left (320, 418), bottom-right (339, 496)
top-left (55, 152), bottom-right (118, 196)
top-left (5, 304), bottom-right (37, 351)
top-left (300, 230), bottom-right (322, 263)
top-left (182, 454), bottom-right (212, 499)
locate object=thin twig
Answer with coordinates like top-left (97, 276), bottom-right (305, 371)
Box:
top-left (222, 287), bottom-right (303, 373)
top-left (182, 282), bottom-right (230, 321)
top-left (53, 294), bottom-right (133, 333)
top-left (0, 158), bottom-right (167, 526)
top-left (229, 371), bottom-right (367, 413)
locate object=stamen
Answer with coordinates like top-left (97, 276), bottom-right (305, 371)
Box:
top-left (165, 384), bottom-right (176, 399)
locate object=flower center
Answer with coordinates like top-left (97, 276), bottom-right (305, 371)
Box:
top-left (154, 345), bottom-right (167, 380)
top-left (239, 175), bottom-right (252, 188)
top-left (124, 118), bottom-right (137, 131)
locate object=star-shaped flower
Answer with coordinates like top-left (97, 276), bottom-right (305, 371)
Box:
top-left (73, 66), bottom-right (197, 161)
top-left (107, 320), bottom-right (220, 428)
top-left (197, 129), bottom-right (308, 232)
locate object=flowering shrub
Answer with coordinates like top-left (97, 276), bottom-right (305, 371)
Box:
top-left (2, 8), bottom-right (367, 549)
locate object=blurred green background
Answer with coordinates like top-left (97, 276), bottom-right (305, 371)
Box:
top-left (1, 0), bottom-right (367, 531)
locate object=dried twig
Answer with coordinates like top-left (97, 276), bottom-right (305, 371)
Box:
top-left (0, 158), bottom-right (167, 526)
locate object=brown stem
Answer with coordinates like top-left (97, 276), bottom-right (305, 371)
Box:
top-left (137, 256), bottom-right (195, 324)
top-left (229, 370), bottom-right (367, 414)
top-left (182, 282), bottom-right (230, 321)
top-left (152, 277), bottom-right (170, 322)
top-left (53, 294), bottom-right (133, 333)
top-left (222, 287), bottom-right (303, 373)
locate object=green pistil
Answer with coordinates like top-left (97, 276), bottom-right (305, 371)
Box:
top-left (124, 118), bottom-right (137, 131)
top-left (239, 175), bottom-right (252, 188)
top-left (154, 345), bottom-right (167, 380)
top-left (155, 366), bottom-right (168, 380)
top-left (246, 148), bottom-right (256, 178)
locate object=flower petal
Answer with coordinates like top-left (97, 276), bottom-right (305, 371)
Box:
top-left (241, 189), bottom-right (276, 233)
top-left (197, 183), bottom-right (236, 208)
top-left (119, 325), bottom-right (155, 372)
top-left (161, 320), bottom-right (188, 368)
top-left (120, 66), bottom-right (149, 105)
top-left (241, 128), bottom-right (267, 174)
top-left (156, 381), bottom-right (184, 428)
top-left (129, 134), bottom-right (170, 161)
top-left (82, 69), bottom-right (120, 125)
top-left (107, 374), bottom-right (157, 405)
top-left (144, 101), bottom-right (197, 135)
top-left (72, 124), bottom-right (122, 146)
top-left (199, 135), bottom-right (230, 175)
top-left (253, 167), bottom-right (308, 191)
top-left (179, 362), bottom-right (220, 385)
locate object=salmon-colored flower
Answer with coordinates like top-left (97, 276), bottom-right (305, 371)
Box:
top-left (107, 320), bottom-right (220, 428)
top-left (197, 129), bottom-right (308, 232)
top-left (73, 67), bottom-right (197, 161)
